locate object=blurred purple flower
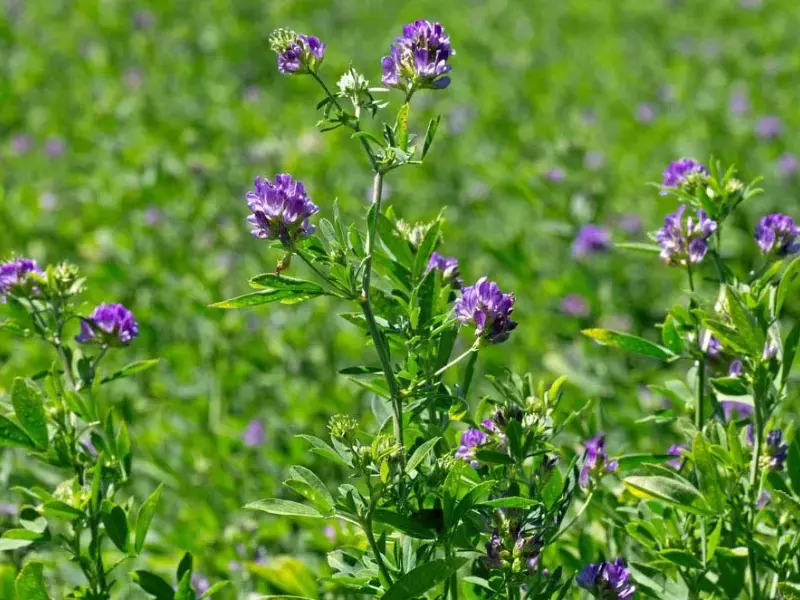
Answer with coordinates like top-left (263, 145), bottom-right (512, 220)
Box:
top-left (584, 151), bottom-right (605, 171)
top-left (76, 303), bottom-right (139, 346)
top-left (635, 103), bottom-right (656, 123)
top-left (324, 525), bottom-right (336, 542)
top-left (192, 574), bottom-right (210, 595)
top-left (572, 225), bottom-right (611, 258)
top-left (0, 258), bottom-right (43, 302)
top-left (455, 277), bottom-right (517, 344)
top-left (561, 294), bottom-right (590, 317)
top-left (656, 205), bottom-right (717, 266)
top-left (757, 490), bottom-right (771, 509)
top-left (729, 89), bottom-right (750, 115)
top-left (579, 435), bottom-right (618, 489)
top-left (242, 419), bottom-right (266, 448)
top-left (667, 444), bottom-right (687, 470)
top-left (703, 332), bottom-right (722, 357)
top-left (84, 438), bottom-right (98, 456)
top-left (44, 136), bottom-right (65, 158)
top-left (134, 10), bottom-right (155, 29)
top-left (545, 167), bottom-right (565, 182)
top-left (778, 153), bottom-right (799, 177)
top-left (754, 214), bottom-right (800, 256)
top-left (485, 530), bottom-right (503, 568)
top-left (40, 192), bottom-right (58, 211)
top-left (721, 400), bottom-right (753, 421)
top-left (11, 134), bottom-right (32, 155)
top-left (577, 558), bottom-right (636, 600)
top-left (0, 503), bottom-right (18, 516)
top-left (763, 340), bottom-right (779, 361)
top-left (381, 20), bottom-right (454, 92)
top-left (740, 0), bottom-right (763, 9)
top-left (124, 68), bottom-right (143, 88)
top-left (764, 430), bottom-right (788, 470)
top-left (144, 206), bottom-right (161, 226)
top-left (756, 116), bottom-right (782, 139)
top-left (618, 214), bottom-right (643, 234)
top-left (729, 360), bottom-right (743, 377)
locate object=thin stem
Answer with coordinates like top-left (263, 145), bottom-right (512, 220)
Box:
top-left (88, 504), bottom-right (109, 597)
top-left (361, 172), bottom-right (405, 463)
top-left (550, 491), bottom-right (595, 542)
top-left (364, 518), bottom-right (393, 586)
top-left (433, 345), bottom-right (478, 379)
top-left (687, 264), bottom-right (705, 429)
top-left (748, 394), bottom-right (764, 600)
top-left (294, 248), bottom-right (352, 298)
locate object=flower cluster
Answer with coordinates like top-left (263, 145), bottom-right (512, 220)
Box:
top-left (269, 29), bottom-right (325, 75)
top-left (456, 278), bottom-right (517, 344)
top-left (572, 225), bottom-right (611, 258)
top-left (655, 204), bottom-right (717, 265)
top-left (245, 174), bottom-right (320, 246)
top-left (754, 213), bottom-right (800, 257)
top-left (455, 428), bottom-right (487, 468)
top-left (0, 257), bottom-right (42, 302)
top-left (485, 525), bottom-right (543, 575)
top-left (661, 158), bottom-right (709, 193)
top-left (382, 20), bottom-right (454, 93)
top-left (577, 558), bottom-right (636, 600)
top-left (579, 435), bottom-right (618, 489)
top-left (666, 444), bottom-right (687, 470)
top-left (762, 430), bottom-right (788, 471)
top-left (76, 303), bottom-right (139, 347)
top-left (426, 251), bottom-right (461, 287)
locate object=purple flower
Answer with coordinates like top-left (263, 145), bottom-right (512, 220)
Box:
top-left (455, 278), bottom-right (517, 344)
top-left (192, 574), bottom-right (210, 595)
top-left (561, 294), bottom-right (590, 317)
top-left (579, 435), bottom-right (618, 489)
top-left (545, 167), bottom-right (565, 182)
top-left (0, 258), bottom-right (43, 302)
top-left (242, 419), bottom-right (266, 447)
top-left (76, 303), bottom-right (139, 347)
top-left (11, 134), bottom-right (32, 155)
top-left (729, 89), bottom-right (750, 115)
top-left (661, 158), bottom-right (709, 193)
top-left (0, 503), bottom-right (18, 516)
top-left (485, 530), bottom-right (503, 568)
top-left (703, 332), bottom-right (722, 357)
top-left (124, 68), bottom-right (143, 88)
top-left (764, 430), bottom-right (788, 471)
top-left (778, 153), bottom-right (799, 177)
top-left (667, 444), bottom-right (687, 470)
top-left (572, 225), bottom-right (611, 258)
top-left (754, 214), bottom-right (800, 257)
top-left (44, 136), bottom-right (65, 158)
top-left (133, 10), bottom-right (155, 29)
top-left (577, 558), bottom-right (636, 600)
top-left (635, 103), bottom-right (656, 123)
top-left (144, 206), bottom-right (161, 226)
top-left (756, 116), bottom-right (782, 139)
top-left (762, 340), bottom-right (779, 361)
top-left (721, 400), bottom-right (753, 421)
top-left (381, 20), bottom-right (454, 92)
top-left (756, 490), bottom-right (771, 510)
top-left (656, 205), bottom-right (717, 266)
top-left (324, 525), bottom-right (336, 542)
top-left (245, 174), bottom-right (319, 246)
top-left (269, 29), bottom-right (325, 75)
top-left (426, 252), bottom-right (461, 287)
top-left (618, 214), bottom-right (643, 235)
top-left (455, 428), bottom-right (488, 467)
top-left (728, 360), bottom-right (744, 377)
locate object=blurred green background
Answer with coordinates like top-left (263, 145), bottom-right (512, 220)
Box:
top-left (1, 0), bottom-right (798, 596)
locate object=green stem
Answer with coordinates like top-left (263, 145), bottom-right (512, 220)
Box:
top-left (550, 490), bottom-right (594, 543)
top-left (294, 247), bottom-right (352, 297)
top-left (364, 517), bottom-right (393, 587)
top-left (88, 504), bottom-right (109, 597)
top-left (361, 172), bottom-right (405, 464)
top-left (748, 394), bottom-right (763, 600)
top-left (687, 264), bottom-right (705, 429)
top-left (433, 345), bottom-right (478, 379)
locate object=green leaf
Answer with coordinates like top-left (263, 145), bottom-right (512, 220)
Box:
top-left (707, 519), bottom-right (723, 562)
top-left (245, 498), bottom-right (324, 519)
top-left (623, 475), bottom-right (712, 515)
top-left (199, 581), bottom-right (231, 598)
top-left (613, 454), bottom-right (673, 473)
top-left (0, 414), bottom-right (35, 449)
top-left (247, 556), bottom-right (319, 599)
top-left (101, 501), bottom-right (129, 553)
top-left (101, 359), bottom-right (160, 384)
top-left (421, 115), bottom-right (441, 160)
top-left (382, 557), bottom-right (468, 600)
top-left (615, 242), bottom-right (662, 254)
top-left (135, 483), bottom-right (163, 554)
top-left (710, 376), bottom-right (749, 396)
top-left (474, 450), bottom-right (515, 465)
top-left (479, 497), bottom-right (539, 509)
top-left (782, 321), bottom-right (800, 388)
top-left (373, 509), bottom-right (436, 540)
top-left (778, 582), bottom-right (800, 600)
top-left (659, 549), bottom-right (704, 570)
top-left (406, 437), bottom-right (440, 473)
top-left (175, 571), bottom-right (194, 600)
top-left (725, 286), bottom-right (763, 355)
top-left (11, 379), bottom-right (48, 449)
top-left (210, 289), bottom-right (325, 309)
top-left (0, 529), bottom-right (46, 551)
top-left (396, 103), bottom-right (410, 151)
top-left (177, 552), bottom-right (193, 584)
top-left (15, 562), bottom-right (50, 600)
top-left (777, 256), bottom-right (800, 315)
top-left (285, 466), bottom-right (335, 514)
top-left (131, 570), bottom-right (175, 600)
top-left (661, 316), bottom-right (684, 354)
top-left (702, 319), bottom-right (750, 355)
top-left (788, 435), bottom-right (800, 497)
top-left (248, 274), bottom-right (325, 294)
top-left (692, 433), bottom-right (724, 512)
top-left (412, 220), bottom-right (441, 282)
top-left (582, 329), bottom-right (676, 361)
top-left (450, 481), bottom-right (494, 527)
top-left (41, 501), bottom-right (85, 521)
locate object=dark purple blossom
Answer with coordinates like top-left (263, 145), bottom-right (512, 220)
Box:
top-left (572, 225), bottom-right (611, 258)
top-left (485, 530), bottom-right (502, 568)
top-left (618, 214), bottom-right (643, 235)
top-left (76, 303), bottom-right (139, 347)
top-left (728, 360), bottom-right (744, 377)
top-left (778, 153), bottom-right (799, 177)
top-left (455, 278), bottom-right (517, 344)
top-left (635, 103), bottom-right (656, 123)
top-left (426, 252), bottom-right (461, 287)
top-left (545, 167), bottom-right (565, 182)
top-left (269, 29), bottom-right (325, 75)
top-left (764, 430), bottom-right (788, 471)
top-left (561, 294), bottom-right (590, 317)
top-left (756, 116), bottom-right (782, 139)
top-left (655, 205), bottom-right (717, 266)
top-left (661, 158), bottom-right (709, 193)
top-left (667, 444), bottom-right (687, 470)
top-left (381, 20), bottom-right (454, 92)
top-left (455, 428), bottom-right (488, 468)
top-left (0, 258), bottom-right (43, 302)
top-left (577, 558), bottom-right (636, 600)
top-left (245, 174), bottom-right (319, 246)
top-left (192, 574), bottom-right (210, 595)
top-left (579, 435), bottom-right (618, 489)
top-left (703, 332), bottom-right (722, 357)
top-left (242, 419), bottom-right (266, 448)
top-left (721, 400), bottom-right (753, 421)
top-left (754, 214), bottom-right (800, 257)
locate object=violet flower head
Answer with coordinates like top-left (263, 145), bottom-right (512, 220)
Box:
top-left (455, 428), bottom-right (488, 468)
top-left (757, 490), bottom-right (772, 510)
top-left (729, 90), bottom-right (750, 115)
top-left (754, 214), bottom-right (800, 257)
top-left (242, 419), bottom-right (267, 448)
top-left (762, 340), bottom-right (779, 361)
top-left (11, 134), bottom-right (32, 155)
top-left (572, 225), bottom-right (611, 258)
top-left (44, 136), bottom-right (65, 158)
top-left (584, 151), bottom-right (606, 171)
top-left (245, 174), bottom-right (319, 246)
top-left (764, 430), bottom-right (788, 471)
top-left (667, 444), bottom-right (687, 470)
top-left (619, 214), bottom-right (643, 235)
top-left (76, 303), bottom-right (139, 347)
top-left (703, 332), bottom-right (722, 357)
top-left (485, 530), bottom-right (503, 569)
top-left (579, 435), bottom-right (618, 489)
top-left (192, 574), bottom-right (210, 595)
top-left (0, 258), bottom-right (43, 302)
top-left (561, 294), bottom-right (590, 317)
top-left (655, 205), bottom-right (717, 266)
top-left (635, 103), bottom-right (656, 123)
top-left (545, 167), bottom-right (566, 182)
top-left (721, 400), bottom-right (753, 422)
top-left (426, 251), bottom-right (462, 287)
top-left (756, 116), bottom-right (782, 139)
top-left (577, 558), bottom-right (636, 600)
top-left (661, 158), bottom-right (709, 194)
top-left (269, 29), bottom-right (325, 75)
top-left (455, 277), bottom-right (517, 344)
top-left (728, 360), bottom-right (744, 377)
top-left (382, 20), bottom-right (454, 92)
top-left (778, 153), bottom-right (799, 177)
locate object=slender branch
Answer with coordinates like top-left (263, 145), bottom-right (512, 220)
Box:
top-left (433, 345), bottom-right (478, 380)
top-left (364, 517), bottom-right (393, 586)
top-left (550, 491), bottom-right (595, 543)
top-left (687, 264), bottom-right (705, 429)
top-left (294, 247), bottom-right (352, 298)
top-left (748, 391), bottom-right (764, 600)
